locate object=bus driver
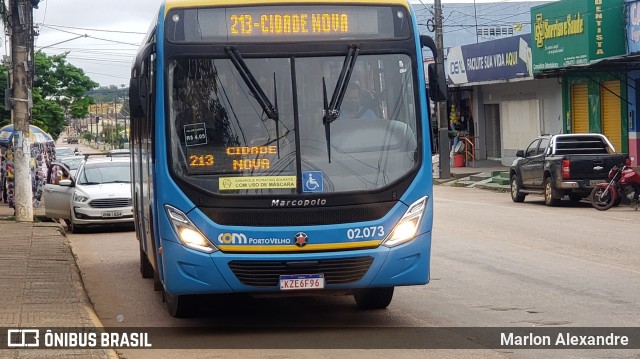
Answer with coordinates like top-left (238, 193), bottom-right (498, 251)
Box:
top-left (340, 83), bottom-right (377, 120)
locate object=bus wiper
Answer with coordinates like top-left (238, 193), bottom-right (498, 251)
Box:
top-left (322, 45), bottom-right (360, 163)
top-left (225, 46), bottom-right (281, 157)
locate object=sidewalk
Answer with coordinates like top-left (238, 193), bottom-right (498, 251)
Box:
top-left (435, 159), bottom-right (511, 192)
top-left (0, 204), bottom-right (117, 358)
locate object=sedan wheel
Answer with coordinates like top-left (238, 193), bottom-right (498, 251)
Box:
top-left (68, 213), bottom-right (81, 233)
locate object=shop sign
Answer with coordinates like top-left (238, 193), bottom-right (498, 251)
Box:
top-left (628, 0), bottom-right (640, 53)
top-left (446, 35), bottom-right (531, 85)
top-left (531, 0), bottom-right (625, 73)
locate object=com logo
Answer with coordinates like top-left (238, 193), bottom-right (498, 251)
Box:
top-left (217, 233), bottom-right (248, 244)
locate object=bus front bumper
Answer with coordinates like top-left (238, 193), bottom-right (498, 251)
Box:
top-left (160, 232), bottom-right (431, 296)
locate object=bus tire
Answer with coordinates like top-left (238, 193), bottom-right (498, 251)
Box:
top-left (164, 291), bottom-right (199, 318)
top-left (354, 287), bottom-right (394, 309)
top-left (153, 268), bottom-right (162, 291)
top-left (139, 244), bottom-right (154, 279)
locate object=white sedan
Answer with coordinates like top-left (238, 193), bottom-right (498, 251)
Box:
top-left (43, 156), bottom-right (133, 233)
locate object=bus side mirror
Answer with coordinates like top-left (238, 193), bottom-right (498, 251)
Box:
top-left (129, 42), bottom-right (155, 118)
top-left (420, 35), bottom-right (437, 57)
top-left (427, 64), bottom-right (447, 102)
top-left (420, 35), bottom-right (447, 103)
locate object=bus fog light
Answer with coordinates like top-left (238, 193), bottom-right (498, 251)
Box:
top-left (165, 205), bottom-right (217, 253)
top-left (383, 196), bottom-right (428, 247)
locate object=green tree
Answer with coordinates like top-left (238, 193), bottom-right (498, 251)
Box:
top-left (88, 85), bottom-right (128, 103)
top-left (0, 4), bottom-right (7, 123)
top-left (33, 51), bottom-right (98, 139)
top-left (0, 66), bottom-right (10, 128)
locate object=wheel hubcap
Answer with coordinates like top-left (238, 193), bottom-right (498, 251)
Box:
top-left (545, 183), bottom-right (551, 201)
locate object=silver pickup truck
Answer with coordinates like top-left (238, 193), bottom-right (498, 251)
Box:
top-left (509, 134), bottom-right (628, 206)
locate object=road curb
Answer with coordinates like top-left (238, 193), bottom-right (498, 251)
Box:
top-left (46, 220), bottom-right (121, 359)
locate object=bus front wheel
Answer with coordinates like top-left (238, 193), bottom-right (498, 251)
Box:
top-left (164, 290), bottom-right (199, 318)
top-left (354, 287), bottom-right (394, 309)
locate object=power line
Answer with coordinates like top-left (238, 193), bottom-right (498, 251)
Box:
top-left (43, 47), bottom-right (137, 55)
top-left (37, 25), bottom-right (141, 47)
top-left (65, 56), bottom-right (132, 64)
top-left (38, 23), bottom-right (147, 35)
top-left (83, 71), bottom-right (130, 80)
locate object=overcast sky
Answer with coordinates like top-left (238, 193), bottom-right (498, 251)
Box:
top-left (22, 0), bottom-right (538, 88)
top-left (31, 0), bottom-right (164, 87)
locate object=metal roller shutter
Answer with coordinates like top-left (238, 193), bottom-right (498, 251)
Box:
top-left (601, 81), bottom-right (622, 152)
top-left (571, 84), bottom-right (589, 133)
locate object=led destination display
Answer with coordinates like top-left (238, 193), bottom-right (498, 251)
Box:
top-left (166, 5), bottom-right (410, 42)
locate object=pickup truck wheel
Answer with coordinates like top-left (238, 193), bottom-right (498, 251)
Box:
top-left (510, 175), bottom-right (526, 202)
top-left (544, 177), bottom-right (560, 206)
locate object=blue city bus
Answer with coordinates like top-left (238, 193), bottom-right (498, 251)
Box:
top-left (129, 0), bottom-right (441, 317)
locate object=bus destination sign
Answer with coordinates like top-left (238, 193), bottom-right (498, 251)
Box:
top-left (166, 5), bottom-right (409, 42)
top-left (229, 12), bottom-right (349, 36)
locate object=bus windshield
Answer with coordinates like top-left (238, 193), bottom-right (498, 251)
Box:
top-left (168, 53), bottom-right (419, 195)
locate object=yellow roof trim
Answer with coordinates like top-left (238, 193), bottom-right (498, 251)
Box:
top-left (165, 0), bottom-right (411, 15)
top-left (217, 240), bottom-right (382, 253)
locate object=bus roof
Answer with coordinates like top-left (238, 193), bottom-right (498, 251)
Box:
top-left (164, 0), bottom-right (412, 14)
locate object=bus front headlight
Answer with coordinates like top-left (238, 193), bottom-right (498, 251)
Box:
top-left (164, 205), bottom-right (217, 253)
top-left (383, 196), bottom-right (428, 247)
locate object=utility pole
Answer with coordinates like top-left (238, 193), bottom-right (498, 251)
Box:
top-left (434, 0), bottom-right (450, 179)
top-left (9, 0), bottom-right (35, 221)
top-left (90, 108), bottom-right (94, 145)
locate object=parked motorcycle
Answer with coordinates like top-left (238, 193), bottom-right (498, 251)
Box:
top-left (590, 162), bottom-right (640, 211)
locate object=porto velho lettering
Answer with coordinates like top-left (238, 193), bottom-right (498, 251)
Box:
top-left (534, 13), bottom-right (584, 48)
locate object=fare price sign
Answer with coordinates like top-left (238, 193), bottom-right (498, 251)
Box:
top-left (184, 123), bottom-right (207, 146)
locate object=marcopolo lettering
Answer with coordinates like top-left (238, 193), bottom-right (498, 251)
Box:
top-left (271, 198), bottom-right (327, 207)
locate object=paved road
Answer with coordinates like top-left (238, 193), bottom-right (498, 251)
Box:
top-left (67, 185), bottom-right (640, 358)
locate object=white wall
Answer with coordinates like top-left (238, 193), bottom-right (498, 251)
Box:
top-left (476, 78), bottom-right (562, 165)
top-left (501, 99), bottom-right (540, 149)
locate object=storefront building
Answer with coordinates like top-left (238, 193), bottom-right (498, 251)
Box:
top-left (531, 0), bottom-right (629, 157)
top-left (625, 0), bottom-right (640, 166)
top-left (446, 34), bottom-right (562, 166)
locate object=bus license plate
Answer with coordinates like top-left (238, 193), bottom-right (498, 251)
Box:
top-left (102, 211), bottom-right (122, 218)
top-left (279, 274), bottom-right (324, 291)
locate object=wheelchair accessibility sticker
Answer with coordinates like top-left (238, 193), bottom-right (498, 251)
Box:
top-left (302, 171), bottom-right (323, 193)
